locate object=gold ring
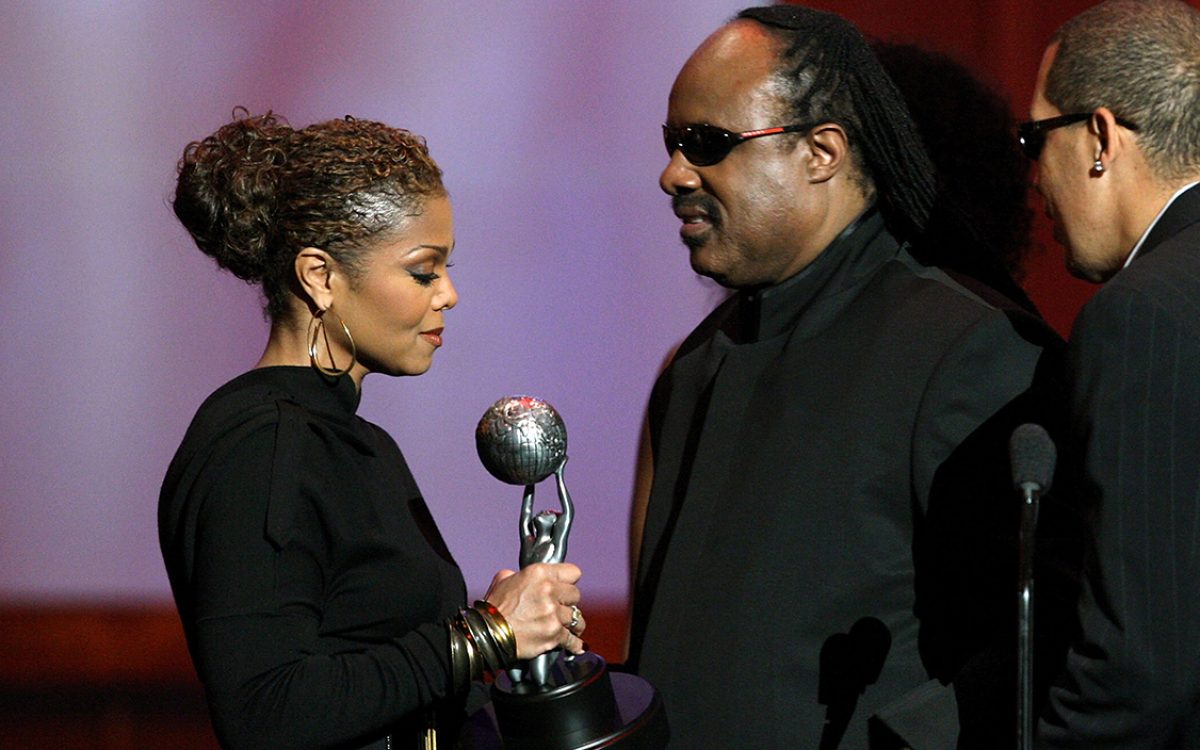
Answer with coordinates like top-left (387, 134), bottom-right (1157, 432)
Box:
top-left (568, 604), bottom-right (582, 631)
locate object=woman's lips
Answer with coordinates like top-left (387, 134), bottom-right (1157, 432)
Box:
top-left (420, 327), bottom-right (444, 347)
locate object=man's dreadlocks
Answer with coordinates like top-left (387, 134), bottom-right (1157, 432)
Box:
top-left (737, 6), bottom-right (937, 241)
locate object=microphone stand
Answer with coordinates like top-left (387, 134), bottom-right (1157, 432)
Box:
top-left (1016, 481), bottom-right (1040, 750)
top-left (1010, 422), bottom-right (1055, 750)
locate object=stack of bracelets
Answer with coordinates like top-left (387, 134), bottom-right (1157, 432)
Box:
top-left (448, 600), bottom-right (519, 691)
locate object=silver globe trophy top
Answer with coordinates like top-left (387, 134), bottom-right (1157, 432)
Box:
top-left (476, 395), bottom-right (568, 486)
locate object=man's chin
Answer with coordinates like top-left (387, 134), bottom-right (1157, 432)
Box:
top-left (688, 245), bottom-right (729, 285)
top-left (682, 232), bottom-right (708, 251)
top-left (1054, 226), bottom-right (1103, 282)
top-left (689, 259), bottom-right (739, 288)
top-left (1065, 253), bottom-right (1117, 284)
top-left (698, 270), bottom-right (735, 288)
top-left (1064, 257), bottom-right (1090, 281)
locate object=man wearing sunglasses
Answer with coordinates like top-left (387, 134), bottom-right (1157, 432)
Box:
top-left (628, 6), bottom-right (1063, 748)
top-left (1026, 2), bottom-right (1200, 748)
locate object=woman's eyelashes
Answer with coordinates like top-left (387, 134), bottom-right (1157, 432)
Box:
top-left (408, 262), bottom-right (453, 287)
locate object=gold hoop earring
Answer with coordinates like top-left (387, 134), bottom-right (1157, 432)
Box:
top-left (308, 309), bottom-right (357, 377)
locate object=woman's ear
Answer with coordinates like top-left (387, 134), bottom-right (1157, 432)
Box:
top-left (805, 122), bottom-right (851, 184)
top-left (294, 247), bottom-right (335, 311)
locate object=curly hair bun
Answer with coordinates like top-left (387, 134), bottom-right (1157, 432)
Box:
top-left (173, 110), bottom-right (292, 282)
top-left (171, 110), bottom-right (445, 319)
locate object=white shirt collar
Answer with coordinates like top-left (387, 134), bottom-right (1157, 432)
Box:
top-left (1122, 180), bottom-right (1200, 269)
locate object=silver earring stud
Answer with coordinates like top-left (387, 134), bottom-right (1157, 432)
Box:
top-left (1093, 159), bottom-right (1105, 174)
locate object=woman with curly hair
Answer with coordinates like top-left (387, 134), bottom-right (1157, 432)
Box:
top-left (159, 111), bottom-right (586, 749)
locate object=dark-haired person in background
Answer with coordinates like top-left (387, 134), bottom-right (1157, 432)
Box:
top-left (159, 112), bottom-right (586, 749)
top-left (875, 40), bottom-right (1085, 747)
top-left (628, 6), bottom-right (1060, 748)
top-left (1023, 2), bottom-right (1200, 747)
top-left (874, 41), bottom-right (1038, 313)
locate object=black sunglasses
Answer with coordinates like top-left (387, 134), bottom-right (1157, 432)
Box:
top-left (1016, 112), bottom-right (1139, 161)
top-left (662, 122), bottom-right (812, 166)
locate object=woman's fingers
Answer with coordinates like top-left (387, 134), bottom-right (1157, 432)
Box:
top-left (486, 563), bottom-right (587, 659)
top-left (551, 562), bottom-right (582, 584)
top-left (483, 568), bottom-right (516, 600)
top-left (562, 603), bottom-right (585, 636)
top-left (563, 631), bottom-right (587, 656)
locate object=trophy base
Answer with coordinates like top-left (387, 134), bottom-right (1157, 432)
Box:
top-left (485, 652), bottom-right (668, 749)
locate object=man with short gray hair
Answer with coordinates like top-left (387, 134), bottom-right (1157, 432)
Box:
top-left (1022, 1), bottom-right (1200, 746)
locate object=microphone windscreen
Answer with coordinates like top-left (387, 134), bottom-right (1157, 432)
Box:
top-left (1009, 423), bottom-right (1056, 492)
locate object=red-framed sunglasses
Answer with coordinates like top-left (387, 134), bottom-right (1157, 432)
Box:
top-left (662, 122), bottom-right (813, 167)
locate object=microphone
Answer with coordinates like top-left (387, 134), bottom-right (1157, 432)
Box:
top-left (1009, 423), bottom-right (1056, 750)
top-left (1009, 422), bottom-right (1056, 496)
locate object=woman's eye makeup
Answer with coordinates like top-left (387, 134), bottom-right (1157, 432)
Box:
top-left (407, 262), bottom-right (452, 287)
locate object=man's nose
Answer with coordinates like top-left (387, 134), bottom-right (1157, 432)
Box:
top-left (659, 149), bottom-right (701, 196)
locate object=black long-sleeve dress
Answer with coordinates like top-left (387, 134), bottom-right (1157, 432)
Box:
top-left (159, 366), bottom-right (469, 749)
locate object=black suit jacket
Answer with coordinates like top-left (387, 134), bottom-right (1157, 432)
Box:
top-left (1037, 184), bottom-right (1200, 749)
top-left (630, 211), bottom-right (1067, 748)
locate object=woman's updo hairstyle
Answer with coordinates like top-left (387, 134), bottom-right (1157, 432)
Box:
top-left (173, 109), bottom-right (445, 320)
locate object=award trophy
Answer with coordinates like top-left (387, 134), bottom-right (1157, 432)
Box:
top-left (475, 395), bottom-right (668, 750)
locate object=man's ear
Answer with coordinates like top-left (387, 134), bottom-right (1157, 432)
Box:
top-left (1089, 107), bottom-right (1125, 173)
top-left (805, 123), bottom-right (851, 184)
top-left (294, 247), bottom-right (335, 311)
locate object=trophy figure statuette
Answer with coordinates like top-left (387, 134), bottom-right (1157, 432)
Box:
top-left (475, 395), bottom-right (668, 750)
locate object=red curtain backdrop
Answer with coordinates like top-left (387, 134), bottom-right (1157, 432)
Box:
top-left (789, 0), bottom-right (1200, 337)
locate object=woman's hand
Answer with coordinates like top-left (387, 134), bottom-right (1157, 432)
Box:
top-left (483, 563), bottom-right (586, 660)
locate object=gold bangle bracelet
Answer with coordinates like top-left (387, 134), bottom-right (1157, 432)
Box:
top-left (463, 606), bottom-right (508, 673)
top-left (447, 618), bottom-right (478, 692)
top-left (473, 600), bottom-right (517, 664)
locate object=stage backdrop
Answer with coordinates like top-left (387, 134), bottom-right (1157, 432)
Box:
top-left (0, 0), bottom-right (752, 609)
top-left (4, 0), bottom-right (1193, 612)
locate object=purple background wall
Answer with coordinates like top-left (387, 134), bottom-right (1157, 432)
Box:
top-left (0, 2), bottom-right (747, 606)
